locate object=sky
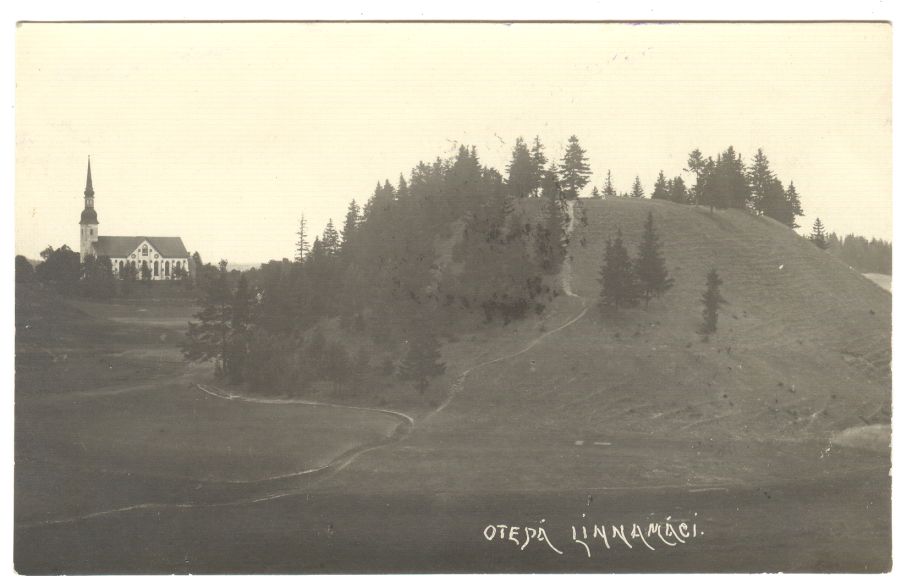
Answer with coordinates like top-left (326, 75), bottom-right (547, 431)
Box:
top-left (15, 22), bottom-right (892, 265)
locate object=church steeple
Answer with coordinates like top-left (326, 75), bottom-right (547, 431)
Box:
top-left (79, 157), bottom-right (99, 261)
top-left (84, 156), bottom-right (94, 197)
top-left (80, 157), bottom-right (98, 226)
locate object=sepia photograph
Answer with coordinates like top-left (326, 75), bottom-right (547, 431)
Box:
top-left (12, 19), bottom-right (892, 574)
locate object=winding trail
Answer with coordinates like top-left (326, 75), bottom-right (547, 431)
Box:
top-left (20, 203), bottom-right (593, 530)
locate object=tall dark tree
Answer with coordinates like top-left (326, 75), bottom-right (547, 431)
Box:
top-left (651, 171), bottom-right (668, 200)
top-left (295, 213), bottom-right (310, 262)
top-left (685, 148), bottom-right (709, 205)
top-left (35, 245), bottom-right (80, 293)
top-left (810, 217), bottom-right (829, 249)
top-left (630, 175), bottom-right (645, 198)
top-left (506, 137), bottom-right (537, 198)
top-left (748, 148), bottom-right (775, 215)
top-left (530, 136), bottom-right (548, 196)
top-left (599, 228), bottom-right (636, 309)
top-left (601, 170), bottom-right (616, 198)
top-left (590, 185), bottom-right (600, 198)
top-left (399, 329), bottom-right (446, 394)
top-left (341, 200), bottom-right (361, 253)
top-left (700, 268), bottom-right (726, 335)
top-left (322, 219), bottom-right (341, 255)
top-left (559, 135), bottom-right (591, 200)
top-left (785, 181), bottom-right (803, 229)
top-left (183, 260), bottom-right (233, 377)
top-left (396, 173), bottom-right (410, 199)
top-left (634, 212), bottom-right (674, 305)
top-left (668, 176), bottom-right (688, 204)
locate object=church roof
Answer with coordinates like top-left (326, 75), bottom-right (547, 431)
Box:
top-left (94, 236), bottom-right (190, 258)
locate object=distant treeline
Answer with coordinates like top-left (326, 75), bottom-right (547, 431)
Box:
top-left (826, 233), bottom-right (892, 275)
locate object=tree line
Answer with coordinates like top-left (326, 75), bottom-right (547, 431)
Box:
top-left (184, 141), bottom-right (579, 397)
top-left (587, 147), bottom-right (803, 231)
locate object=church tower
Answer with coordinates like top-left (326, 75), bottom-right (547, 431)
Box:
top-left (79, 157), bottom-right (99, 261)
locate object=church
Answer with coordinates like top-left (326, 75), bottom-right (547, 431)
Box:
top-left (79, 158), bottom-right (191, 280)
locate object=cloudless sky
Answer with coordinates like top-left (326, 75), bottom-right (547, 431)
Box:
top-left (16, 22), bottom-right (891, 264)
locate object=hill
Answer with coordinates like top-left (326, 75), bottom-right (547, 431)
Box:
top-left (321, 197), bottom-right (891, 493)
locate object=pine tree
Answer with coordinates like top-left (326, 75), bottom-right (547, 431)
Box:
top-left (700, 268), bottom-right (726, 335)
top-left (559, 135), bottom-right (591, 200)
top-left (599, 228), bottom-right (636, 308)
top-left (399, 330), bottom-right (446, 394)
top-left (601, 170), bottom-right (616, 198)
top-left (342, 199), bottom-right (361, 250)
top-left (530, 136), bottom-right (548, 196)
top-left (590, 185), bottom-right (600, 198)
top-left (295, 213), bottom-right (310, 262)
top-left (748, 148), bottom-right (774, 215)
top-left (631, 175), bottom-right (645, 198)
top-left (810, 217), bottom-right (829, 249)
top-left (635, 212), bottom-right (674, 305)
top-left (651, 170), bottom-right (668, 200)
top-left (506, 137), bottom-right (536, 198)
top-left (669, 176), bottom-right (688, 204)
top-left (322, 218), bottom-right (341, 255)
top-left (396, 173), bottom-right (410, 198)
top-left (183, 261), bottom-right (233, 376)
top-left (785, 181), bottom-right (803, 229)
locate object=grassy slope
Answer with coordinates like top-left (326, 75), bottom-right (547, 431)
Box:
top-left (320, 197), bottom-right (891, 493)
top-left (15, 285), bottom-right (400, 524)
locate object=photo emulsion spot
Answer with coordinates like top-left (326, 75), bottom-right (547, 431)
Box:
top-left (13, 21), bottom-right (892, 574)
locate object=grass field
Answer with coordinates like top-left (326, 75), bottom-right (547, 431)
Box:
top-left (15, 285), bottom-right (403, 530)
top-left (14, 198), bottom-right (892, 573)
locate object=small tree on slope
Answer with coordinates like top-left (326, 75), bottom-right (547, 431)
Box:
top-left (700, 268), bottom-right (726, 335)
top-left (599, 227), bottom-right (637, 309)
top-left (635, 212), bottom-right (674, 306)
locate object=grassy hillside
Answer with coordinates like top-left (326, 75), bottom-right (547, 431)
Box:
top-left (460, 197), bottom-right (890, 438)
top-left (322, 197), bottom-right (890, 493)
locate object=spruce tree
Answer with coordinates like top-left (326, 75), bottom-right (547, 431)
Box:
top-left (669, 176), bottom-right (688, 204)
top-left (601, 170), bottom-right (616, 198)
top-left (540, 164), bottom-right (563, 200)
top-left (506, 137), bottom-right (536, 198)
top-left (651, 170), bottom-right (668, 199)
top-left (810, 217), bottom-right (829, 249)
top-left (559, 135), bottom-right (591, 200)
top-left (700, 268), bottom-right (725, 335)
top-left (599, 228), bottom-right (636, 308)
top-left (785, 181), bottom-right (803, 229)
top-left (590, 185), bottom-right (600, 198)
top-left (322, 219), bottom-right (341, 255)
top-left (183, 261), bottom-right (233, 376)
top-left (631, 175), bottom-right (645, 198)
top-left (635, 212), bottom-right (674, 305)
top-left (530, 136), bottom-right (548, 196)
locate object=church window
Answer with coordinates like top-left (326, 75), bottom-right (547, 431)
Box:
top-left (118, 260), bottom-right (124, 271)
top-left (165, 261), bottom-right (170, 276)
top-left (154, 261), bottom-right (159, 276)
top-left (142, 245), bottom-right (148, 256)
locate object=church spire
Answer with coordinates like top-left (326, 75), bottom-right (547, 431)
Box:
top-left (85, 156), bottom-right (94, 197)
